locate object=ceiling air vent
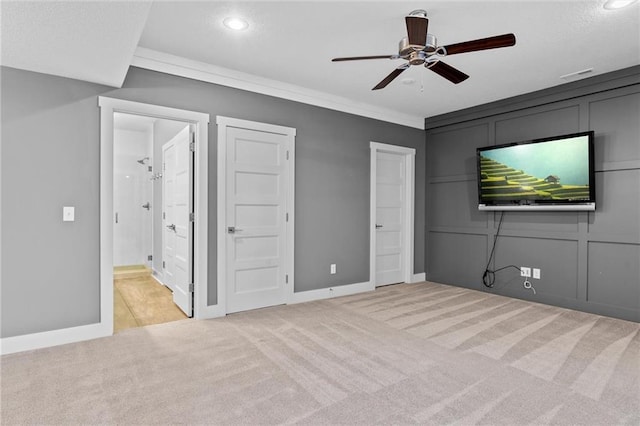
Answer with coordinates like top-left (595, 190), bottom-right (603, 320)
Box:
top-left (560, 68), bottom-right (594, 81)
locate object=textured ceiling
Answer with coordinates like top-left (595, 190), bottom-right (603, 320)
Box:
top-left (1, 1), bottom-right (639, 125)
top-left (137, 1), bottom-right (640, 120)
top-left (0, 1), bottom-right (151, 87)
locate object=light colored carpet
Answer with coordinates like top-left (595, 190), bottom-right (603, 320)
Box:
top-left (1, 281), bottom-right (638, 425)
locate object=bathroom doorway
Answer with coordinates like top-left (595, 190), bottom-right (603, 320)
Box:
top-left (112, 112), bottom-right (191, 332)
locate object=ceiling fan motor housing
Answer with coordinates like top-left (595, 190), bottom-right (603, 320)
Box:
top-left (408, 51), bottom-right (426, 65)
top-left (424, 34), bottom-right (437, 53)
top-left (399, 34), bottom-right (437, 56)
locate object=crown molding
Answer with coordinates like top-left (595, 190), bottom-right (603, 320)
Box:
top-left (131, 47), bottom-right (424, 130)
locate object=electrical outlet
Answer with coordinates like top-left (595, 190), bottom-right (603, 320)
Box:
top-left (330, 264), bottom-right (336, 274)
top-left (533, 268), bottom-right (541, 279)
top-left (520, 267), bottom-right (531, 277)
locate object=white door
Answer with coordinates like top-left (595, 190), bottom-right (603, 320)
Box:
top-left (226, 126), bottom-right (290, 313)
top-left (162, 126), bottom-right (193, 316)
top-left (375, 151), bottom-right (406, 286)
top-left (162, 142), bottom-right (176, 290)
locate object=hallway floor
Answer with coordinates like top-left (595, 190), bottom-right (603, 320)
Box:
top-left (114, 266), bottom-right (188, 332)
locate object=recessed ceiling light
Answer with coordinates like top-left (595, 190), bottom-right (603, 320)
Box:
top-left (603, 0), bottom-right (637, 9)
top-left (223, 17), bottom-right (249, 31)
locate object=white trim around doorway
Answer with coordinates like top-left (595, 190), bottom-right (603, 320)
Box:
top-left (98, 97), bottom-right (214, 325)
top-left (369, 142), bottom-right (416, 287)
top-left (216, 116), bottom-right (296, 315)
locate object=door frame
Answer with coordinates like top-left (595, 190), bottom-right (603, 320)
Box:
top-left (216, 116), bottom-right (296, 314)
top-left (99, 97), bottom-right (211, 334)
top-left (369, 142), bottom-right (416, 286)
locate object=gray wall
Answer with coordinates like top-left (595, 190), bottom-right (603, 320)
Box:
top-left (425, 66), bottom-right (640, 322)
top-left (0, 66), bottom-right (425, 337)
top-left (1, 69), bottom-right (106, 337)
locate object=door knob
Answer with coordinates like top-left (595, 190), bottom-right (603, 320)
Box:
top-left (166, 224), bottom-right (176, 231)
top-left (375, 224), bottom-right (384, 229)
top-left (227, 226), bottom-right (243, 234)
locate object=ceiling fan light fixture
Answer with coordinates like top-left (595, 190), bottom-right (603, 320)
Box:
top-left (223, 17), bottom-right (249, 31)
top-left (603, 0), bottom-right (637, 9)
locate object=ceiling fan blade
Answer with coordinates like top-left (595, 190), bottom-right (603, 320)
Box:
top-left (443, 33), bottom-right (516, 56)
top-left (372, 65), bottom-right (409, 90)
top-left (427, 61), bottom-right (469, 84)
top-left (405, 15), bottom-right (429, 46)
top-left (332, 55), bottom-right (398, 62)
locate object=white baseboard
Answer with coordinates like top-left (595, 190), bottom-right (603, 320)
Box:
top-left (0, 278), bottom-right (397, 355)
top-left (411, 273), bottom-right (426, 283)
top-left (0, 304), bottom-right (226, 355)
top-left (289, 281), bottom-right (374, 304)
top-left (151, 273), bottom-right (165, 286)
top-left (0, 322), bottom-right (111, 356)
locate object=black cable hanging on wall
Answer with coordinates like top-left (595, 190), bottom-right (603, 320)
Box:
top-left (482, 211), bottom-right (522, 288)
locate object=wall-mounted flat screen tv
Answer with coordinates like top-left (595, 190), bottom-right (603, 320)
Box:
top-left (477, 131), bottom-right (595, 211)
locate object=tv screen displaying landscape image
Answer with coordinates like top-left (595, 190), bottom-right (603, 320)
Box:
top-left (477, 131), bottom-right (595, 211)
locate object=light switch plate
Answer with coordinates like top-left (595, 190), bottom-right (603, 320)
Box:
top-left (63, 206), bottom-right (75, 222)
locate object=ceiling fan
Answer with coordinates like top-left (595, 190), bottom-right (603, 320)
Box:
top-left (332, 10), bottom-right (516, 90)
